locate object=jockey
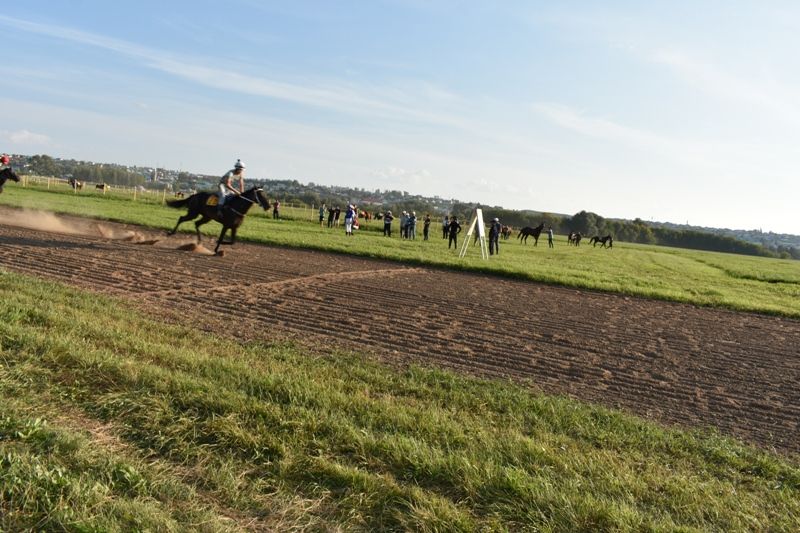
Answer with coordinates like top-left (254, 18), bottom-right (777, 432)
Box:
top-left (218, 159), bottom-right (245, 215)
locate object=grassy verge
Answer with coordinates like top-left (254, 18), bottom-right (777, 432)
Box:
top-left (2, 184), bottom-right (800, 318)
top-left (1, 270), bottom-right (798, 531)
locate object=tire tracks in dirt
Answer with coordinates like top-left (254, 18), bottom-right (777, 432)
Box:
top-left (1, 215), bottom-right (798, 456)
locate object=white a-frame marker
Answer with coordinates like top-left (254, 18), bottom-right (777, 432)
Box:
top-left (459, 208), bottom-right (488, 260)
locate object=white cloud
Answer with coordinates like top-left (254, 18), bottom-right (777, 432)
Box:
top-left (651, 48), bottom-right (800, 125)
top-left (2, 129), bottom-right (51, 145)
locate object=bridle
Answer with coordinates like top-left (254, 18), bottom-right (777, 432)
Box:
top-left (228, 187), bottom-right (268, 215)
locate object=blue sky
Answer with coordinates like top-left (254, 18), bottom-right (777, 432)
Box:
top-left (3, 1), bottom-right (799, 234)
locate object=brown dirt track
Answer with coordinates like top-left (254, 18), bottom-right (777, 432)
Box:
top-left (1, 211), bottom-right (798, 456)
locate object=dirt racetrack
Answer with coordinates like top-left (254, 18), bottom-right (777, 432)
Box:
top-left (1, 208), bottom-right (798, 455)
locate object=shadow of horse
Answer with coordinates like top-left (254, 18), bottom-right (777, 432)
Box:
top-left (517, 222), bottom-right (545, 245)
top-left (589, 235), bottom-right (613, 248)
top-left (167, 187), bottom-right (270, 254)
top-left (0, 167), bottom-right (20, 193)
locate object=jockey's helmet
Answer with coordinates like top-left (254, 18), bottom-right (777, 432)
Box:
top-left (234, 159), bottom-right (246, 170)
top-left (0, 155), bottom-right (9, 165)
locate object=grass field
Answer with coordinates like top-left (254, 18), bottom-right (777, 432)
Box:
top-left (1, 270), bottom-right (798, 531)
top-left (3, 181), bottom-right (799, 318)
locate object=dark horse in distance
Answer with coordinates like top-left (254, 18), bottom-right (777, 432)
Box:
top-left (167, 187), bottom-right (270, 254)
top-left (0, 167), bottom-right (20, 193)
top-left (589, 234), bottom-right (613, 248)
top-left (517, 222), bottom-right (545, 245)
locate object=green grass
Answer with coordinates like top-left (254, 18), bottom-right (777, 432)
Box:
top-left (3, 182), bottom-right (800, 318)
top-left (1, 270), bottom-right (799, 531)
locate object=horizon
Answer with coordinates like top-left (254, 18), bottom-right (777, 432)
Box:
top-left (3, 2), bottom-right (800, 234)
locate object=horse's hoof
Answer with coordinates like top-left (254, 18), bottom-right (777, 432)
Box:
top-left (215, 250), bottom-right (226, 257)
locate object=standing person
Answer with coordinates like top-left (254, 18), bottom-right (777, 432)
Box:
top-left (423, 214), bottom-right (431, 240)
top-left (488, 217), bottom-right (502, 255)
top-left (447, 216), bottom-right (462, 249)
top-left (273, 199), bottom-right (280, 219)
top-left (333, 206), bottom-right (341, 227)
top-left (327, 205), bottom-right (335, 228)
top-left (547, 226), bottom-right (554, 248)
top-left (399, 211), bottom-right (408, 239)
top-left (383, 211), bottom-right (394, 236)
top-left (217, 159), bottom-right (245, 216)
top-left (407, 211), bottom-right (417, 240)
top-left (442, 214), bottom-right (450, 239)
top-left (319, 203), bottom-right (326, 227)
top-left (344, 204), bottom-right (356, 236)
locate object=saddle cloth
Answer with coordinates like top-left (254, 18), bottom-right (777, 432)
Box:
top-left (206, 195), bottom-right (219, 207)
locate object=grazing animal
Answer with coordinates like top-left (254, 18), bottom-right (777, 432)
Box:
top-left (68, 178), bottom-right (84, 190)
top-left (358, 210), bottom-right (372, 223)
top-left (167, 187), bottom-right (270, 254)
top-left (567, 232), bottom-right (582, 246)
top-left (174, 191), bottom-right (185, 198)
top-left (589, 235), bottom-right (613, 248)
top-left (517, 222), bottom-right (545, 245)
top-left (500, 225), bottom-right (513, 240)
top-left (0, 167), bottom-right (20, 193)
top-left (96, 183), bottom-right (110, 191)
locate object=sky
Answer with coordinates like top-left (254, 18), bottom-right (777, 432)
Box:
top-left (2, 1), bottom-right (799, 234)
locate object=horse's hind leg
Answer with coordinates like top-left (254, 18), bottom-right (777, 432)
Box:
top-left (169, 213), bottom-right (195, 235)
top-left (194, 216), bottom-right (211, 243)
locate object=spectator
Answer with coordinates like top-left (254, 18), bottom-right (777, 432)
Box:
top-left (489, 217), bottom-right (502, 255)
top-left (344, 204), bottom-right (356, 236)
top-left (333, 206), bottom-right (341, 227)
top-left (273, 199), bottom-right (280, 219)
top-left (442, 214), bottom-right (450, 239)
top-left (400, 211), bottom-right (408, 239)
top-left (547, 226), bottom-right (554, 248)
top-left (408, 211), bottom-right (418, 240)
top-left (319, 203), bottom-right (326, 227)
top-left (423, 214), bottom-right (431, 240)
top-left (327, 205), bottom-right (335, 228)
top-left (448, 216), bottom-right (462, 249)
top-left (383, 211), bottom-right (394, 237)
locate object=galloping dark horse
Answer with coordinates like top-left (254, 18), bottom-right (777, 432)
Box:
top-left (588, 234), bottom-right (613, 248)
top-left (517, 222), bottom-right (545, 245)
top-left (0, 167), bottom-right (20, 193)
top-left (167, 187), bottom-right (270, 254)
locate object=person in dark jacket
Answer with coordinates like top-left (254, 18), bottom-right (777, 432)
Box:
top-left (447, 216), bottom-right (462, 249)
top-left (488, 217), bottom-right (502, 255)
top-left (423, 214), bottom-right (431, 240)
top-left (383, 211), bottom-right (395, 237)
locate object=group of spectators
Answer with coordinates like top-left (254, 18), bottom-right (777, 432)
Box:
top-left (319, 204), bottom-right (359, 236)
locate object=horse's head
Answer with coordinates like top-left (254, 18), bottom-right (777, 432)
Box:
top-left (252, 188), bottom-right (270, 211)
top-left (1, 167), bottom-right (20, 182)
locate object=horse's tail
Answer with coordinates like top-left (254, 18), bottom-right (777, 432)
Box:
top-left (167, 197), bottom-right (191, 208)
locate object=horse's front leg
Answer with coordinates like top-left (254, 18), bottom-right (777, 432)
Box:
top-left (215, 226), bottom-right (229, 254)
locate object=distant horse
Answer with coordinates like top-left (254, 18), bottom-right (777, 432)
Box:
top-left (517, 223), bottom-right (545, 245)
top-left (174, 191), bottom-right (185, 199)
top-left (567, 232), bottom-right (582, 246)
top-left (68, 178), bottom-right (84, 190)
top-left (359, 210), bottom-right (372, 224)
top-left (96, 183), bottom-right (110, 191)
top-left (0, 167), bottom-right (20, 193)
top-left (589, 235), bottom-right (613, 248)
top-left (167, 187), bottom-right (270, 254)
top-left (501, 225), bottom-right (513, 240)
